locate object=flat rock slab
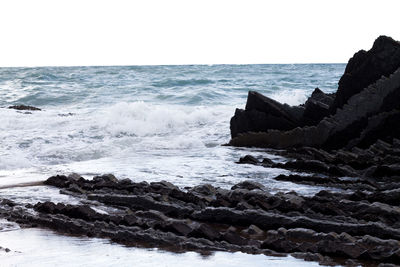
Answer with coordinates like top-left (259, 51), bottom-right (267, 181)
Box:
top-left (1, 174), bottom-right (400, 266)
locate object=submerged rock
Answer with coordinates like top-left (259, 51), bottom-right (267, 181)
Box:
top-left (8, 105), bottom-right (41, 111)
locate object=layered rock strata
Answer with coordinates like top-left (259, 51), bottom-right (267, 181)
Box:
top-left (0, 174), bottom-right (400, 266)
top-left (229, 36), bottom-right (400, 150)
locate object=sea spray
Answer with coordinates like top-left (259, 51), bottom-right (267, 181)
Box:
top-left (0, 64), bottom-right (344, 192)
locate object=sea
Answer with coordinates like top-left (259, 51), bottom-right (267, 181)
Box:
top-left (0, 64), bottom-right (344, 266)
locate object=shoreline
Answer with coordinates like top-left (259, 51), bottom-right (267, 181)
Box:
top-left (1, 170), bottom-right (400, 266)
top-left (1, 36), bottom-right (400, 266)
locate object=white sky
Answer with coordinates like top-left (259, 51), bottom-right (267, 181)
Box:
top-left (0, 0), bottom-right (399, 67)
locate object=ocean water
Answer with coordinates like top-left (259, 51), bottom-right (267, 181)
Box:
top-left (0, 64), bottom-right (345, 266)
top-left (0, 64), bottom-right (344, 191)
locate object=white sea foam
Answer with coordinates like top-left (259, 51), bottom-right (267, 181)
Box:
top-left (0, 151), bottom-right (32, 170)
top-left (96, 101), bottom-right (217, 137)
top-left (0, 64), bottom-right (344, 193)
top-left (0, 102), bottom-right (232, 169)
top-left (0, 64), bottom-right (345, 266)
top-left (0, 102), bottom-right (320, 194)
top-left (269, 88), bottom-right (309, 106)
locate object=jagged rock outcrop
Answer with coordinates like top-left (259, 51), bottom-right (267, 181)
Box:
top-left (229, 36), bottom-right (400, 150)
top-left (302, 88), bottom-right (335, 126)
top-left (230, 68), bottom-right (400, 149)
top-left (230, 89), bottom-right (336, 139)
top-left (331, 35), bottom-right (400, 112)
top-left (231, 69), bottom-right (400, 149)
top-left (230, 91), bottom-right (304, 138)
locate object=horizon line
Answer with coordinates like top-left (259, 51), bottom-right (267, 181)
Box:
top-left (0, 62), bottom-right (347, 68)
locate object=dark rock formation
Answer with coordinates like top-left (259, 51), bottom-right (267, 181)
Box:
top-left (230, 87), bottom-right (337, 140)
top-left (230, 91), bottom-right (304, 138)
top-left (2, 36), bottom-right (400, 267)
top-left (2, 174), bottom-right (400, 266)
top-left (229, 36), bottom-right (400, 151)
top-left (331, 35), bottom-right (400, 112)
top-left (8, 105), bottom-right (41, 111)
top-left (230, 67), bottom-right (400, 149)
top-left (234, 139), bottom-right (400, 207)
top-left (302, 88), bottom-right (334, 125)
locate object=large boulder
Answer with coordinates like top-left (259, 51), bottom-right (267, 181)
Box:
top-left (230, 88), bottom-right (336, 139)
top-left (230, 91), bottom-right (304, 138)
top-left (331, 35), bottom-right (400, 112)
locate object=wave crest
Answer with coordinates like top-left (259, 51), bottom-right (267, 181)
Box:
top-left (96, 101), bottom-right (219, 137)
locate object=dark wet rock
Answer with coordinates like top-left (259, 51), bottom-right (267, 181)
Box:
top-left (134, 210), bottom-right (169, 222)
top-left (348, 110), bottom-right (400, 148)
top-left (150, 180), bottom-right (179, 191)
top-left (34, 202), bottom-right (100, 221)
top-left (0, 199), bottom-right (16, 207)
top-left (230, 67), bottom-right (400, 149)
top-left (302, 88), bottom-right (334, 125)
top-left (261, 158), bottom-right (274, 165)
top-left (165, 220), bottom-right (196, 236)
top-left (189, 223), bottom-right (221, 241)
top-left (93, 174), bottom-right (118, 183)
top-left (286, 228), bottom-right (317, 242)
top-left (230, 88), bottom-right (335, 140)
top-left (230, 91), bottom-right (304, 138)
top-left (367, 188), bottom-right (400, 206)
top-left (68, 173), bottom-right (83, 180)
top-left (280, 159), bottom-right (330, 174)
top-left (230, 108), bottom-right (295, 138)
top-left (8, 105), bottom-right (41, 111)
top-left (242, 224), bottom-right (264, 237)
top-left (87, 194), bottom-right (194, 218)
top-left (332, 35), bottom-right (400, 112)
top-left (222, 230), bottom-right (248, 246)
top-left (0, 246), bottom-right (11, 253)
top-left (43, 175), bottom-right (71, 188)
top-left (2, 173), bottom-right (400, 266)
top-left (292, 252), bottom-right (325, 262)
top-left (237, 155), bottom-right (260, 165)
top-left (229, 36), bottom-right (400, 152)
top-left (371, 164), bottom-right (400, 178)
top-left (231, 181), bottom-right (265, 191)
top-left (190, 184), bottom-right (216, 196)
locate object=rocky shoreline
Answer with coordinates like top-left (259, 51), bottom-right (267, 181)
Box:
top-left (230, 36), bottom-right (400, 150)
top-left (1, 36), bottom-right (400, 266)
top-left (0, 173), bottom-right (398, 266)
top-left (225, 35), bottom-right (400, 265)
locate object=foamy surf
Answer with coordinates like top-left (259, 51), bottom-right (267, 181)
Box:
top-left (0, 64), bottom-right (346, 267)
top-left (0, 64), bottom-right (344, 191)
